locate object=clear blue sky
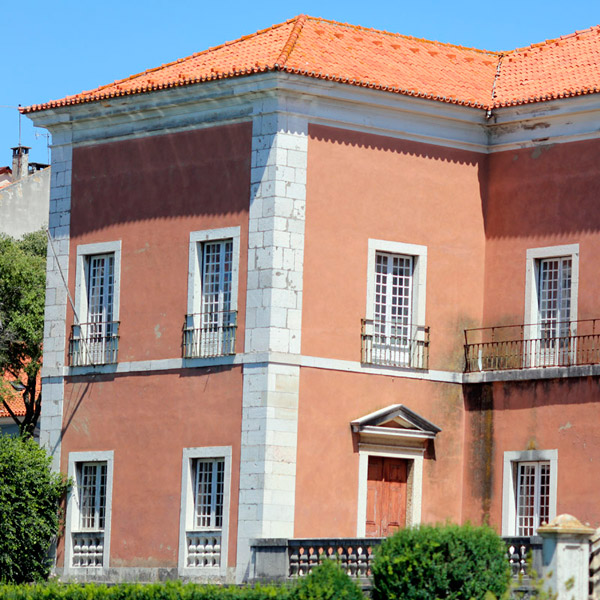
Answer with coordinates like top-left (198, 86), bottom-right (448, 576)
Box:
top-left (1, 0), bottom-right (598, 165)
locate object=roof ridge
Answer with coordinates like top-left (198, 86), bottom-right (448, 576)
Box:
top-left (74, 17), bottom-right (299, 98)
top-left (275, 14), bottom-right (308, 67)
top-left (503, 23), bottom-right (600, 55)
top-left (303, 14), bottom-right (500, 56)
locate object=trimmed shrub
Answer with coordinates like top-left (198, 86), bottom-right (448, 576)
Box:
top-left (371, 523), bottom-right (511, 600)
top-left (0, 435), bottom-right (69, 583)
top-left (290, 560), bottom-right (364, 600)
top-left (0, 582), bottom-right (290, 600)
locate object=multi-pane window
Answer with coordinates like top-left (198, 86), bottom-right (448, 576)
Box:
top-left (70, 252), bottom-right (118, 365)
top-left (78, 462), bottom-right (107, 531)
top-left (515, 461), bottom-right (551, 536)
top-left (538, 257), bottom-right (571, 340)
top-left (71, 461), bottom-right (108, 568)
top-left (184, 240), bottom-right (236, 357)
top-left (193, 459), bottom-right (225, 530)
top-left (201, 241), bottom-right (233, 326)
top-left (373, 252), bottom-right (414, 358)
top-left (183, 456), bottom-right (227, 571)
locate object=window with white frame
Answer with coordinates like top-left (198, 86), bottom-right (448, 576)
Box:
top-left (363, 240), bottom-right (428, 369)
top-left (525, 245), bottom-right (579, 367)
top-left (71, 242), bottom-right (122, 366)
top-left (502, 449), bottom-right (557, 537)
top-left (179, 447), bottom-right (231, 576)
top-left (185, 228), bottom-right (240, 358)
top-left (65, 451), bottom-right (114, 572)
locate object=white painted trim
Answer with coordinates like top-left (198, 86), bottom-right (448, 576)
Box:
top-left (356, 444), bottom-right (424, 537)
top-left (501, 449), bottom-right (558, 536)
top-left (64, 450), bottom-right (114, 576)
top-left (187, 227), bottom-right (241, 316)
top-left (524, 244), bottom-right (579, 334)
top-left (75, 241), bottom-right (122, 324)
top-left (178, 446), bottom-right (232, 578)
top-left (366, 239), bottom-right (428, 328)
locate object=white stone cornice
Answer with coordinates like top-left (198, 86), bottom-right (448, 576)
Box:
top-left (26, 72), bottom-right (600, 153)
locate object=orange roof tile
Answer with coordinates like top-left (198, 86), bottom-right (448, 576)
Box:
top-left (22, 16), bottom-right (600, 114)
top-left (494, 26), bottom-right (600, 106)
top-left (1, 372), bottom-right (26, 418)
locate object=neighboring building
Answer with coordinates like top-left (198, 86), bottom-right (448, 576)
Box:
top-left (0, 375), bottom-right (25, 437)
top-left (0, 145), bottom-right (50, 238)
top-left (24, 15), bottom-right (600, 582)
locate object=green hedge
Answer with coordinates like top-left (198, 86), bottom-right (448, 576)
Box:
top-left (0, 582), bottom-right (288, 600)
top-left (289, 560), bottom-right (364, 600)
top-left (371, 523), bottom-right (511, 600)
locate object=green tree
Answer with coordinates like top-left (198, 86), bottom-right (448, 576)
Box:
top-left (0, 230), bottom-right (46, 436)
top-left (0, 433), bottom-right (68, 582)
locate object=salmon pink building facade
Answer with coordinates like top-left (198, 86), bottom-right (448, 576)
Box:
top-left (26, 15), bottom-right (600, 582)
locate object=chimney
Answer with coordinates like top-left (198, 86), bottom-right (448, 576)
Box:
top-left (11, 145), bottom-right (30, 181)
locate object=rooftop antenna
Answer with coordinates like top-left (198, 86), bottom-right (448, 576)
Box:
top-left (18, 104), bottom-right (21, 146)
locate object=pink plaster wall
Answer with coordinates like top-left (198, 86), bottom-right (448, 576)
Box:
top-left (69, 123), bottom-right (252, 362)
top-left (303, 124), bottom-right (487, 372)
top-left (482, 139), bottom-right (600, 327)
top-left (294, 367), bottom-right (465, 537)
top-left (462, 377), bottom-right (600, 530)
top-left (58, 368), bottom-right (243, 568)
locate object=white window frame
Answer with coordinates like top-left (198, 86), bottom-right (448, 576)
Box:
top-left (502, 449), bottom-right (558, 536)
top-left (366, 240), bottom-right (427, 326)
top-left (178, 446), bottom-right (232, 578)
top-left (187, 227), bottom-right (240, 318)
top-left (365, 240), bottom-right (427, 367)
top-left (72, 241), bottom-right (122, 365)
top-left (525, 244), bottom-right (579, 335)
top-left (64, 450), bottom-right (114, 575)
top-left (186, 228), bottom-right (240, 357)
top-left (356, 444), bottom-right (423, 537)
top-left (75, 241), bottom-right (122, 325)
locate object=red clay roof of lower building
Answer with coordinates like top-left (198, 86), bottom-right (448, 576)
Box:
top-left (22, 16), bottom-right (600, 113)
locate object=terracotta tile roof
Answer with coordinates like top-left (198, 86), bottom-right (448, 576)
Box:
top-left (1, 372), bottom-right (26, 418)
top-left (22, 16), bottom-right (600, 113)
top-left (494, 26), bottom-right (600, 106)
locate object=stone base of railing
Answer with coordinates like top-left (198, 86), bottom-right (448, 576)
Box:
top-left (251, 538), bottom-right (382, 582)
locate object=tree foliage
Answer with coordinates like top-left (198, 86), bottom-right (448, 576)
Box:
top-left (0, 434), bottom-right (68, 582)
top-left (0, 230), bottom-right (46, 436)
top-left (371, 523), bottom-right (511, 600)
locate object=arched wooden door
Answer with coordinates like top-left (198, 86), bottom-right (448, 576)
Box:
top-left (365, 456), bottom-right (408, 537)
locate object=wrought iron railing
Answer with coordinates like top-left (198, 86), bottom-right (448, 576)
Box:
top-left (68, 321), bottom-right (119, 366)
top-left (183, 311), bottom-right (237, 358)
top-left (464, 319), bottom-right (600, 372)
top-left (361, 320), bottom-right (429, 369)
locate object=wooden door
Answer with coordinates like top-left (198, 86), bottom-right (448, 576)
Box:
top-left (366, 456), bottom-right (408, 537)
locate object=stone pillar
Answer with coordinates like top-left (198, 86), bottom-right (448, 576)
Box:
top-left (40, 130), bottom-right (72, 472)
top-left (236, 100), bottom-right (308, 582)
top-left (538, 514), bottom-right (595, 600)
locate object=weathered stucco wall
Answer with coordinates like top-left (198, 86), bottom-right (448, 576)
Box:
top-left (58, 367), bottom-right (243, 569)
top-left (463, 377), bottom-right (600, 530)
top-left (69, 123), bottom-right (252, 362)
top-left (482, 139), bottom-right (600, 327)
top-left (302, 124), bottom-right (487, 372)
top-left (0, 167), bottom-right (50, 238)
top-left (294, 367), bottom-right (465, 536)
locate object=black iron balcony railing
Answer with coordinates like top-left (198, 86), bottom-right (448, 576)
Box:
top-left (68, 321), bottom-right (119, 366)
top-left (464, 319), bottom-right (600, 372)
top-left (361, 319), bottom-right (430, 370)
top-left (183, 310), bottom-right (237, 359)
